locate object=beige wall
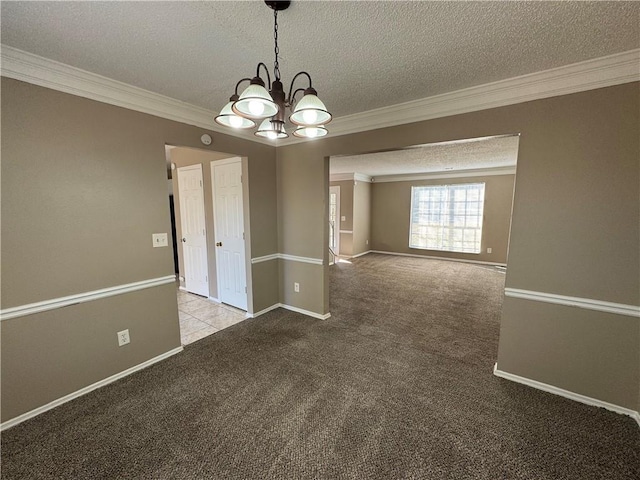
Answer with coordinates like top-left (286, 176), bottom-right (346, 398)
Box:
top-left (277, 82), bottom-right (639, 410)
top-left (352, 180), bottom-right (371, 256)
top-left (1, 78), bottom-right (277, 421)
top-left (371, 175), bottom-right (515, 264)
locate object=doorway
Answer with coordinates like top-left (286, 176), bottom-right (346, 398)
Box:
top-left (167, 146), bottom-right (251, 345)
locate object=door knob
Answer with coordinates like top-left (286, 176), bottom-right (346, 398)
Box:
top-left (216, 242), bottom-right (222, 247)
top-left (181, 238), bottom-right (186, 242)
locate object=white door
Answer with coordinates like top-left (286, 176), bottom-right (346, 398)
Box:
top-left (329, 186), bottom-right (340, 256)
top-left (177, 165), bottom-right (209, 297)
top-left (212, 158), bottom-right (247, 310)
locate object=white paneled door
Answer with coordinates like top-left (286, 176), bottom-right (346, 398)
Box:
top-left (177, 164), bottom-right (209, 297)
top-left (212, 158), bottom-right (247, 311)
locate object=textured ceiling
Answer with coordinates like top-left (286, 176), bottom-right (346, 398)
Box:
top-left (330, 135), bottom-right (520, 177)
top-left (1, 1), bottom-right (638, 120)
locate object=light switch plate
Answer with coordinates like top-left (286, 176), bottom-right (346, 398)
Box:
top-left (152, 233), bottom-right (168, 247)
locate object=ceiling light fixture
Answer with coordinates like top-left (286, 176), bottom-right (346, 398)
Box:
top-left (214, 1), bottom-right (331, 140)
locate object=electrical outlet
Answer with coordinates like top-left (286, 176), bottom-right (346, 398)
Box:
top-left (487, 247), bottom-right (492, 254)
top-left (294, 282), bottom-right (300, 293)
top-left (117, 329), bottom-right (130, 347)
top-left (366, 239), bottom-right (369, 245)
top-left (341, 216), bottom-right (346, 221)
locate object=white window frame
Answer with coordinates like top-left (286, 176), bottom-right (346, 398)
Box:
top-left (409, 183), bottom-right (486, 254)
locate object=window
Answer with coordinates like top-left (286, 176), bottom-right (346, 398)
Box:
top-left (409, 183), bottom-right (485, 254)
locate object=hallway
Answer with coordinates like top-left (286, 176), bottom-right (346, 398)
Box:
top-left (177, 289), bottom-right (246, 345)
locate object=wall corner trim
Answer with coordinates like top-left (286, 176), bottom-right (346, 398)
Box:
top-left (0, 346), bottom-right (184, 431)
top-left (3, 45), bottom-right (637, 146)
top-left (372, 166), bottom-right (516, 183)
top-left (251, 253), bottom-right (323, 266)
top-left (282, 48), bottom-right (640, 144)
top-left (0, 45), bottom-right (273, 146)
top-left (250, 253), bottom-right (280, 264)
top-left (493, 363), bottom-right (640, 427)
top-left (504, 288), bottom-right (640, 318)
top-left (248, 303), bottom-right (330, 320)
top-left (0, 275), bottom-right (177, 321)
top-left (371, 250), bottom-right (506, 267)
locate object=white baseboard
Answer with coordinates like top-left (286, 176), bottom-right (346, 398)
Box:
top-left (493, 363), bottom-right (640, 427)
top-left (1, 346), bottom-right (183, 431)
top-left (371, 250), bottom-right (506, 267)
top-left (282, 303), bottom-right (331, 320)
top-left (247, 303), bottom-right (282, 318)
top-left (338, 250), bottom-right (372, 260)
top-left (248, 303), bottom-right (330, 320)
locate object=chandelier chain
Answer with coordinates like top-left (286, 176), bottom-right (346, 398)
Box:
top-left (273, 9), bottom-right (280, 81)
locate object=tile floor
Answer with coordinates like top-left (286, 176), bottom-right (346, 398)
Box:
top-left (177, 289), bottom-right (246, 345)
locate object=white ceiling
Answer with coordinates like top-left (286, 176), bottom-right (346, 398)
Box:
top-left (1, 1), bottom-right (638, 121)
top-left (330, 134), bottom-right (519, 178)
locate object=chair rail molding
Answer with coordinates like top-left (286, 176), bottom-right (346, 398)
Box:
top-left (504, 288), bottom-right (640, 317)
top-left (0, 275), bottom-right (177, 321)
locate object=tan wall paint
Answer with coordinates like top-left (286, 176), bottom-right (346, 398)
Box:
top-left (371, 175), bottom-right (515, 264)
top-left (280, 260), bottom-right (325, 314)
top-left (277, 82), bottom-right (639, 409)
top-left (352, 181), bottom-right (372, 255)
top-left (251, 260), bottom-right (280, 314)
top-left (1, 284), bottom-right (180, 421)
top-left (498, 297), bottom-right (639, 409)
top-left (1, 78), bottom-right (277, 421)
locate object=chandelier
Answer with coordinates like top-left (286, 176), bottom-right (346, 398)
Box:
top-left (215, 1), bottom-right (332, 140)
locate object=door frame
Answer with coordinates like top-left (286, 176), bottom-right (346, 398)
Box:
top-left (329, 185), bottom-right (341, 257)
top-left (211, 157), bottom-right (249, 311)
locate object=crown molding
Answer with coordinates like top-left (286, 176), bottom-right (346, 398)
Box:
top-left (2, 45), bottom-right (638, 147)
top-left (283, 48), bottom-right (640, 145)
top-left (329, 172), bottom-right (372, 183)
top-left (0, 45), bottom-right (273, 146)
top-left (371, 166), bottom-right (516, 183)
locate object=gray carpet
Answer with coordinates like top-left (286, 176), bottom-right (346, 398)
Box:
top-left (2, 253), bottom-right (639, 479)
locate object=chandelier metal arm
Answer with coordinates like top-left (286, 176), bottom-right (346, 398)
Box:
top-left (233, 77), bottom-right (253, 97)
top-left (289, 87), bottom-right (306, 106)
top-left (256, 62), bottom-right (272, 89)
top-left (286, 71), bottom-right (314, 104)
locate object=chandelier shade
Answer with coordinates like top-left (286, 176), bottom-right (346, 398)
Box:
top-left (232, 80), bottom-right (279, 119)
top-left (292, 125), bottom-right (328, 138)
top-left (289, 90), bottom-right (332, 126)
top-left (215, 1), bottom-right (331, 141)
top-left (214, 100), bottom-right (257, 129)
top-left (255, 119), bottom-right (288, 139)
